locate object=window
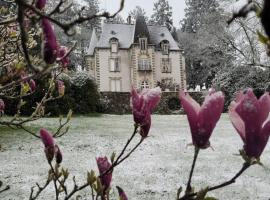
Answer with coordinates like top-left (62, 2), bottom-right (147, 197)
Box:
top-left (110, 79), bottom-right (121, 92)
top-left (111, 43), bottom-right (118, 53)
top-left (110, 38), bottom-right (118, 53)
top-left (139, 38), bottom-right (147, 51)
top-left (141, 81), bottom-right (149, 90)
top-left (138, 59), bottom-right (151, 71)
top-left (110, 57), bottom-right (120, 72)
top-left (89, 60), bottom-right (94, 70)
top-left (161, 42), bottom-right (170, 55)
top-left (161, 58), bottom-right (172, 73)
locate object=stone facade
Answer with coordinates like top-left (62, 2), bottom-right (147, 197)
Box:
top-left (85, 16), bottom-right (187, 92)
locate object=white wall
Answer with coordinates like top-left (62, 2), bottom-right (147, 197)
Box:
top-left (98, 49), bottom-right (131, 92)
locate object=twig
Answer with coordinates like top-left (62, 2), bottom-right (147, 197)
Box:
top-left (18, 0), bottom-right (125, 34)
top-left (208, 162), bottom-right (250, 191)
top-left (185, 146), bottom-right (199, 194)
top-left (0, 185), bottom-right (10, 194)
top-left (100, 125), bottom-right (138, 177)
top-left (29, 180), bottom-right (51, 200)
top-left (0, 17), bottom-right (17, 25)
top-left (179, 162), bottom-right (251, 200)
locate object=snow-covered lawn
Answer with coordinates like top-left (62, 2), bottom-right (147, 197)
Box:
top-left (0, 114), bottom-right (270, 199)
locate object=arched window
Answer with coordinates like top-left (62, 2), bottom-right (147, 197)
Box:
top-left (160, 40), bottom-right (170, 55)
top-left (109, 37), bottom-right (119, 53)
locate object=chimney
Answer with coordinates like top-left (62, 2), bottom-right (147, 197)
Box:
top-left (127, 15), bottom-right (132, 24)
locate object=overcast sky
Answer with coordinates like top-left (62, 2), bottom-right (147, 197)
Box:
top-left (98, 0), bottom-right (186, 27)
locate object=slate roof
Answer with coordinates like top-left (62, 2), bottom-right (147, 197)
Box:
top-left (86, 16), bottom-right (180, 55)
top-left (87, 30), bottom-right (98, 56)
top-left (96, 23), bottom-right (134, 49)
top-left (133, 16), bottom-right (150, 43)
top-left (147, 25), bottom-right (180, 50)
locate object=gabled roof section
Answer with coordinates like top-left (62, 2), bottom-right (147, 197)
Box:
top-left (96, 23), bottom-right (134, 49)
top-left (133, 16), bottom-right (150, 43)
top-left (89, 17), bottom-right (180, 52)
top-left (147, 25), bottom-right (180, 50)
top-left (86, 30), bottom-right (98, 56)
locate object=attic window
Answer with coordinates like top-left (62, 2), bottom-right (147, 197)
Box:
top-left (110, 38), bottom-right (118, 53)
top-left (161, 41), bottom-right (170, 55)
top-left (111, 30), bottom-right (116, 35)
top-left (139, 38), bottom-right (147, 51)
top-left (160, 33), bottom-right (165, 37)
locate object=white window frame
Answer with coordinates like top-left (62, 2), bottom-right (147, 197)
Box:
top-left (110, 78), bottom-right (122, 92)
top-left (109, 57), bottom-right (120, 72)
top-left (140, 80), bottom-right (150, 90)
top-left (111, 42), bottom-right (118, 53)
top-left (138, 59), bottom-right (151, 71)
top-left (139, 38), bottom-right (147, 51)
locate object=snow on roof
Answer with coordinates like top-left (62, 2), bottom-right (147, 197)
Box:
top-left (96, 23), bottom-right (135, 49)
top-left (147, 25), bottom-right (180, 50)
top-left (86, 30), bottom-right (98, 56)
top-left (87, 16), bottom-right (180, 54)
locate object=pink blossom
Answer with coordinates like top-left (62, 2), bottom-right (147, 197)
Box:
top-left (57, 46), bottom-right (69, 67)
top-left (229, 89), bottom-right (270, 158)
top-left (35, 0), bottom-right (46, 9)
top-left (179, 89), bottom-right (224, 149)
top-left (29, 79), bottom-right (36, 92)
top-left (116, 186), bottom-right (128, 200)
top-left (130, 87), bottom-right (161, 137)
top-left (57, 80), bottom-right (65, 96)
top-left (40, 128), bottom-right (55, 162)
top-left (96, 156), bottom-right (112, 191)
top-left (41, 18), bottom-right (58, 64)
top-left (0, 99), bottom-right (5, 115)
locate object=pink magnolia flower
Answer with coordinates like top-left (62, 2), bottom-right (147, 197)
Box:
top-left (57, 46), bottom-right (69, 67)
top-left (35, 0), bottom-right (46, 10)
top-left (130, 87), bottom-right (161, 137)
top-left (116, 186), bottom-right (128, 200)
top-left (96, 156), bottom-right (112, 191)
top-left (41, 18), bottom-right (58, 64)
top-left (57, 80), bottom-right (65, 96)
top-left (0, 99), bottom-right (5, 115)
top-left (40, 128), bottom-right (55, 162)
top-left (229, 89), bottom-right (270, 158)
top-left (179, 89), bottom-right (225, 149)
top-left (29, 79), bottom-right (36, 92)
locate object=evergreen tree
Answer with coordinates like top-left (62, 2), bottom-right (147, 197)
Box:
top-left (181, 0), bottom-right (220, 33)
top-left (150, 0), bottom-right (173, 31)
top-left (178, 0), bottom-right (234, 88)
top-left (128, 6), bottom-right (148, 22)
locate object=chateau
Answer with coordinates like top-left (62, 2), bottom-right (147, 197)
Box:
top-left (85, 16), bottom-right (186, 92)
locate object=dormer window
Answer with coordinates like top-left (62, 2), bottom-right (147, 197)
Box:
top-left (139, 38), bottom-right (147, 51)
top-left (110, 38), bottom-right (118, 53)
top-left (161, 41), bottom-right (170, 55)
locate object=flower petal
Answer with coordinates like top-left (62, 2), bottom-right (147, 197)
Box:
top-left (258, 92), bottom-right (270, 125)
top-left (142, 87), bottom-right (161, 112)
top-left (235, 89), bottom-right (261, 131)
top-left (197, 91), bottom-right (224, 147)
top-left (229, 101), bottom-right (246, 141)
top-left (179, 91), bottom-right (200, 134)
